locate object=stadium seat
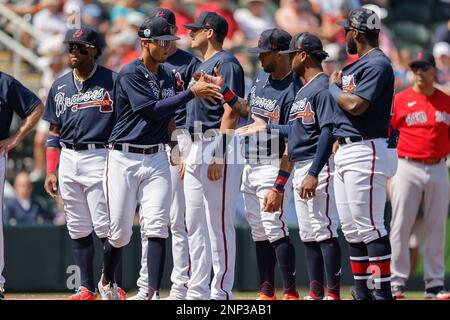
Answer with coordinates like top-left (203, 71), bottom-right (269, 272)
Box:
top-left (391, 22), bottom-right (431, 48)
top-left (390, 3), bottom-right (433, 25)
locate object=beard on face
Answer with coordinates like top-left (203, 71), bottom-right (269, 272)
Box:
top-left (263, 61), bottom-right (275, 73)
top-left (347, 37), bottom-right (357, 55)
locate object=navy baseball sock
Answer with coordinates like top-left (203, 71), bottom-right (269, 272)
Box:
top-left (366, 236), bottom-right (393, 300)
top-left (72, 234), bottom-right (95, 292)
top-left (272, 237), bottom-right (297, 294)
top-left (319, 238), bottom-right (341, 299)
top-left (103, 240), bottom-right (122, 285)
top-left (348, 242), bottom-right (372, 299)
top-left (255, 240), bottom-right (276, 296)
top-left (100, 237), bottom-right (123, 287)
top-left (303, 241), bottom-right (325, 299)
top-left (147, 237), bottom-right (166, 298)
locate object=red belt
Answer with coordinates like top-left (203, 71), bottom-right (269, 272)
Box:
top-left (400, 156), bottom-right (444, 165)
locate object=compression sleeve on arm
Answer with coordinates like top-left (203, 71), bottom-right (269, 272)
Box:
top-left (267, 123), bottom-right (289, 139)
top-left (140, 89), bottom-right (194, 120)
top-left (308, 124), bottom-right (334, 177)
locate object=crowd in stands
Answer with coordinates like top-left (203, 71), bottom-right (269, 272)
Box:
top-left (1, 0), bottom-right (450, 226)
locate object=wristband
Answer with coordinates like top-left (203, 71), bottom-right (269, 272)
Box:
top-left (329, 83), bottom-right (343, 101)
top-left (272, 170), bottom-right (290, 193)
top-left (46, 134), bottom-right (61, 149)
top-left (46, 149), bottom-right (60, 174)
top-left (221, 84), bottom-right (239, 106)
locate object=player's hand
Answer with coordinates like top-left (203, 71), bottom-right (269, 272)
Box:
top-left (191, 72), bottom-right (223, 103)
top-left (207, 161), bottom-right (223, 181)
top-left (179, 162), bottom-right (186, 181)
top-left (0, 137), bottom-right (19, 155)
top-left (332, 140), bottom-right (340, 154)
top-left (193, 67), bottom-right (225, 88)
top-left (329, 70), bottom-right (343, 85)
top-left (263, 190), bottom-right (283, 212)
top-left (44, 173), bottom-right (59, 199)
top-left (235, 114), bottom-right (267, 136)
top-left (299, 174), bottom-right (318, 199)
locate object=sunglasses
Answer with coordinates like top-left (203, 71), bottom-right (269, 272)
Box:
top-left (148, 39), bottom-right (171, 47)
top-left (411, 63), bottom-right (432, 72)
top-left (68, 43), bottom-right (95, 55)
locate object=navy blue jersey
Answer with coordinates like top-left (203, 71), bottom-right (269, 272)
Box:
top-left (288, 73), bottom-right (336, 162)
top-left (164, 49), bottom-right (201, 128)
top-left (108, 59), bottom-right (176, 145)
top-left (43, 65), bottom-right (116, 144)
top-left (0, 72), bottom-right (41, 140)
top-left (244, 71), bottom-right (299, 160)
top-left (186, 50), bottom-right (245, 132)
top-left (333, 49), bottom-right (394, 138)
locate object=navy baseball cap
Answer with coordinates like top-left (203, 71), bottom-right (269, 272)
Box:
top-left (183, 11), bottom-right (228, 36)
top-left (248, 28), bottom-right (292, 54)
top-left (148, 7), bottom-right (176, 26)
top-left (138, 16), bottom-right (180, 40)
top-left (280, 32), bottom-right (327, 55)
top-left (337, 8), bottom-right (381, 33)
top-left (409, 51), bottom-right (436, 68)
top-left (63, 26), bottom-right (101, 47)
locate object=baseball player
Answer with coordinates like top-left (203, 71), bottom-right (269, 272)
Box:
top-left (130, 8), bottom-right (201, 301)
top-left (390, 51), bottom-right (450, 300)
top-left (182, 11), bottom-right (245, 300)
top-left (330, 8), bottom-right (398, 300)
top-left (43, 26), bottom-right (125, 300)
top-left (0, 73), bottom-right (44, 300)
top-left (98, 16), bottom-right (222, 300)
top-left (239, 28), bottom-right (300, 301)
top-left (238, 33), bottom-right (342, 300)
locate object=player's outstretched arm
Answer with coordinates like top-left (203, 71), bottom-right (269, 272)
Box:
top-left (263, 143), bottom-right (294, 213)
top-left (0, 103), bottom-right (43, 155)
top-left (329, 70), bottom-right (370, 116)
top-left (44, 123), bottom-right (61, 199)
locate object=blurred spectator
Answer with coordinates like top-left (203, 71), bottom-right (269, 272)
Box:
top-left (274, 0), bottom-right (320, 36)
top-left (433, 42), bottom-right (450, 95)
top-left (107, 29), bottom-right (140, 72)
top-left (160, 0), bottom-right (194, 36)
top-left (313, 0), bottom-right (353, 44)
top-left (322, 43), bottom-right (346, 75)
top-left (234, 0), bottom-right (275, 43)
top-left (393, 48), bottom-right (413, 92)
top-left (432, 19), bottom-right (450, 47)
top-left (110, 0), bottom-right (147, 29)
top-left (3, 172), bottom-right (55, 226)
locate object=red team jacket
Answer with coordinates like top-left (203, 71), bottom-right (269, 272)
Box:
top-left (391, 87), bottom-right (450, 159)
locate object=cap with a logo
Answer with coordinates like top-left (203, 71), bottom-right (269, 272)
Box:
top-left (138, 16), bottom-right (180, 40)
top-left (63, 26), bottom-right (101, 47)
top-left (248, 28), bottom-right (291, 54)
top-left (148, 7), bottom-right (176, 26)
top-left (336, 8), bottom-right (381, 33)
top-left (409, 51), bottom-right (436, 68)
top-left (183, 11), bottom-right (228, 36)
top-left (280, 32), bottom-right (327, 55)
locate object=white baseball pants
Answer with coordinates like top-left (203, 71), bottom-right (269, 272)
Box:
top-left (58, 147), bottom-right (110, 239)
top-left (334, 138), bottom-right (398, 244)
top-left (293, 157), bottom-right (340, 242)
top-left (390, 158), bottom-right (449, 289)
top-left (184, 137), bottom-right (243, 300)
top-left (241, 162), bottom-right (291, 243)
top-left (104, 144), bottom-right (171, 248)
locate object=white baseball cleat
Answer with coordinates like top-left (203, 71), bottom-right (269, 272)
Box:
top-left (303, 295), bottom-right (316, 300)
top-left (0, 287), bottom-right (5, 300)
top-left (151, 291), bottom-right (160, 300)
top-left (127, 291), bottom-right (148, 300)
top-left (98, 281), bottom-right (119, 300)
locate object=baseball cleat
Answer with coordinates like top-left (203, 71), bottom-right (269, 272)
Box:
top-left (150, 290), bottom-right (160, 300)
top-left (68, 287), bottom-right (97, 300)
top-left (117, 287), bottom-right (127, 300)
top-left (303, 295), bottom-right (316, 300)
top-left (127, 291), bottom-right (148, 300)
top-left (391, 285), bottom-right (405, 299)
top-left (323, 295), bottom-right (340, 300)
top-left (282, 291), bottom-right (300, 300)
top-left (0, 287), bottom-right (5, 300)
top-left (257, 291), bottom-right (277, 300)
top-left (98, 280), bottom-right (119, 300)
top-left (425, 286), bottom-right (450, 300)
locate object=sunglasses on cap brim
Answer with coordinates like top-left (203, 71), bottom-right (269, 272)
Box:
top-left (142, 39), bottom-right (172, 47)
top-left (410, 63), bottom-right (433, 72)
top-left (68, 43), bottom-right (96, 55)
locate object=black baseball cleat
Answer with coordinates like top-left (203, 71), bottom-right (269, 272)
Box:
top-left (351, 289), bottom-right (374, 301)
top-left (0, 287), bottom-right (5, 300)
top-left (425, 286), bottom-right (450, 300)
top-left (391, 285), bottom-right (405, 299)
